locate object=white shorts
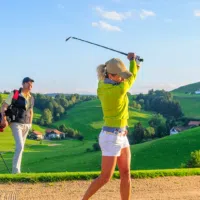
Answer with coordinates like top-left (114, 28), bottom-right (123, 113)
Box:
top-left (99, 130), bottom-right (130, 157)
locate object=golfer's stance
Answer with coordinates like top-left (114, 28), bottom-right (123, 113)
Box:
top-left (82, 53), bottom-right (140, 200)
top-left (0, 77), bottom-right (34, 174)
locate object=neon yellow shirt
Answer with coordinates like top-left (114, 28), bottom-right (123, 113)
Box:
top-left (97, 60), bottom-right (138, 127)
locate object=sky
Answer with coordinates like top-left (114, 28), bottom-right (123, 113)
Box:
top-left (0, 0), bottom-right (199, 94)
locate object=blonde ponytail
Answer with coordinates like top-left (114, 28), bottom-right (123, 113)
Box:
top-left (96, 64), bottom-right (106, 80)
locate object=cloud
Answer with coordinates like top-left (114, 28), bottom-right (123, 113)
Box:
top-left (95, 6), bottom-right (132, 21)
top-left (194, 10), bottom-right (200, 17)
top-left (92, 21), bottom-right (122, 31)
top-left (139, 9), bottom-right (156, 19)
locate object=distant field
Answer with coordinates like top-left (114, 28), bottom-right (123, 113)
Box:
top-left (0, 93), bottom-right (9, 100)
top-left (173, 93), bottom-right (200, 119)
top-left (33, 107), bottom-right (42, 121)
top-left (172, 82), bottom-right (200, 93)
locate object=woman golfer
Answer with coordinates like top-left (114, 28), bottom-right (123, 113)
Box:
top-left (82, 53), bottom-right (140, 200)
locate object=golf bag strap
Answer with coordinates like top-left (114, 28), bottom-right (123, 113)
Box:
top-left (12, 90), bottom-right (19, 104)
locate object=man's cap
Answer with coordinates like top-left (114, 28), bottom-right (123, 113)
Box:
top-left (22, 77), bottom-right (34, 84)
top-left (105, 58), bottom-right (132, 79)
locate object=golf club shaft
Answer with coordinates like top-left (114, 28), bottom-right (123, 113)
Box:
top-left (71, 37), bottom-right (128, 56)
top-left (0, 153), bottom-right (11, 173)
top-left (66, 37), bottom-right (144, 62)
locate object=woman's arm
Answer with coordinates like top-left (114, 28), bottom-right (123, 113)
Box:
top-left (123, 53), bottom-right (140, 91)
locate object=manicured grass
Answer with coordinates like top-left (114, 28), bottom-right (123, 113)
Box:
top-left (0, 168), bottom-right (200, 183)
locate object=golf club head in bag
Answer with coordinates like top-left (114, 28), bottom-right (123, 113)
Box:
top-left (0, 113), bottom-right (7, 132)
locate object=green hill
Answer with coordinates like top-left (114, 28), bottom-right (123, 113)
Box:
top-left (171, 82), bottom-right (200, 119)
top-left (172, 82), bottom-right (200, 94)
top-left (52, 99), bottom-right (153, 140)
top-left (1, 93), bottom-right (199, 174)
top-left (173, 95), bottom-right (200, 119)
top-left (1, 125), bottom-right (199, 174)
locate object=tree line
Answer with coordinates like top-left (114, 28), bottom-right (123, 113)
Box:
top-left (33, 93), bottom-right (97, 125)
top-left (131, 89), bottom-right (183, 119)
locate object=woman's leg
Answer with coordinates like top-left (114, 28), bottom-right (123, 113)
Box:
top-left (82, 156), bottom-right (117, 200)
top-left (117, 147), bottom-right (131, 200)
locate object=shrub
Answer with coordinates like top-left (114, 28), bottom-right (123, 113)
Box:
top-left (185, 150), bottom-right (200, 168)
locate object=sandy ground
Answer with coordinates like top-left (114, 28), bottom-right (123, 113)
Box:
top-left (0, 176), bottom-right (200, 200)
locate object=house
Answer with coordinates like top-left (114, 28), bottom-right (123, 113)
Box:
top-left (170, 126), bottom-right (189, 135)
top-left (29, 130), bottom-right (44, 140)
top-left (45, 129), bottom-right (65, 140)
top-left (195, 90), bottom-right (200, 94)
top-left (188, 121), bottom-right (200, 127)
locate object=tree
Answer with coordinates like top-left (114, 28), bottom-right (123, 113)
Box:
top-left (40, 118), bottom-right (45, 126)
top-left (71, 95), bottom-right (77, 103)
top-left (58, 124), bottom-right (67, 132)
top-left (138, 99), bottom-right (144, 107)
top-left (144, 127), bottom-right (155, 138)
top-left (132, 122), bottom-right (145, 144)
top-left (149, 114), bottom-right (167, 137)
top-left (136, 104), bottom-right (142, 110)
top-left (47, 102), bottom-right (54, 113)
top-left (0, 95), bottom-right (3, 104)
top-left (132, 101), bottom-right (137, 108)
top-left (184, 150), bottom-right (200, 168)
top-left (56, 105), bottom-right (65, 115)
top-left (41, 109), bottom-right (53, 125)
top-left (59, 98), bottom-right (69, 109)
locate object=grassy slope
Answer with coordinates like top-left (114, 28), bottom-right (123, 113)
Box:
top-left (52, 99), bottom-right (153, 140)
top-left (1, 93), bottom-right (199, 174)
top-left (1, 125), bottom-right (199, 174)
top-left (173, 94), bottom-right (200, 119)
top-left (171, 82), bottom-right (200, 118)
top-left (172, 82), bottom-right (200, 93)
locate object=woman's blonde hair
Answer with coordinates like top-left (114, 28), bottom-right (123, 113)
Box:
top-left (96, 64), bottom-right (107, 80)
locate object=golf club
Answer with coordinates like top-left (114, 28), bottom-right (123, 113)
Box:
top-left (65, 37), bottom-right (144, 62)
top-left (0, 152), bottom-right (11, 173)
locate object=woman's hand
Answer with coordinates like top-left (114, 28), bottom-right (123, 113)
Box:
top-left (127, 53), bottom-right (136, 61)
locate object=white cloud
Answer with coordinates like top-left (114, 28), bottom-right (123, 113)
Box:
top-left (139, 9), bottom-right (156, 19)
top-left (194, 10), bottom-right (200, 17)
top-left (92, 21), bottom-right (122, 31)
top-left (95, 6), bottom-right (132, 21)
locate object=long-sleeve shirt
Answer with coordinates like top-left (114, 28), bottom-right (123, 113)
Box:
top-left (97, 60), bottom-right (138, 128)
